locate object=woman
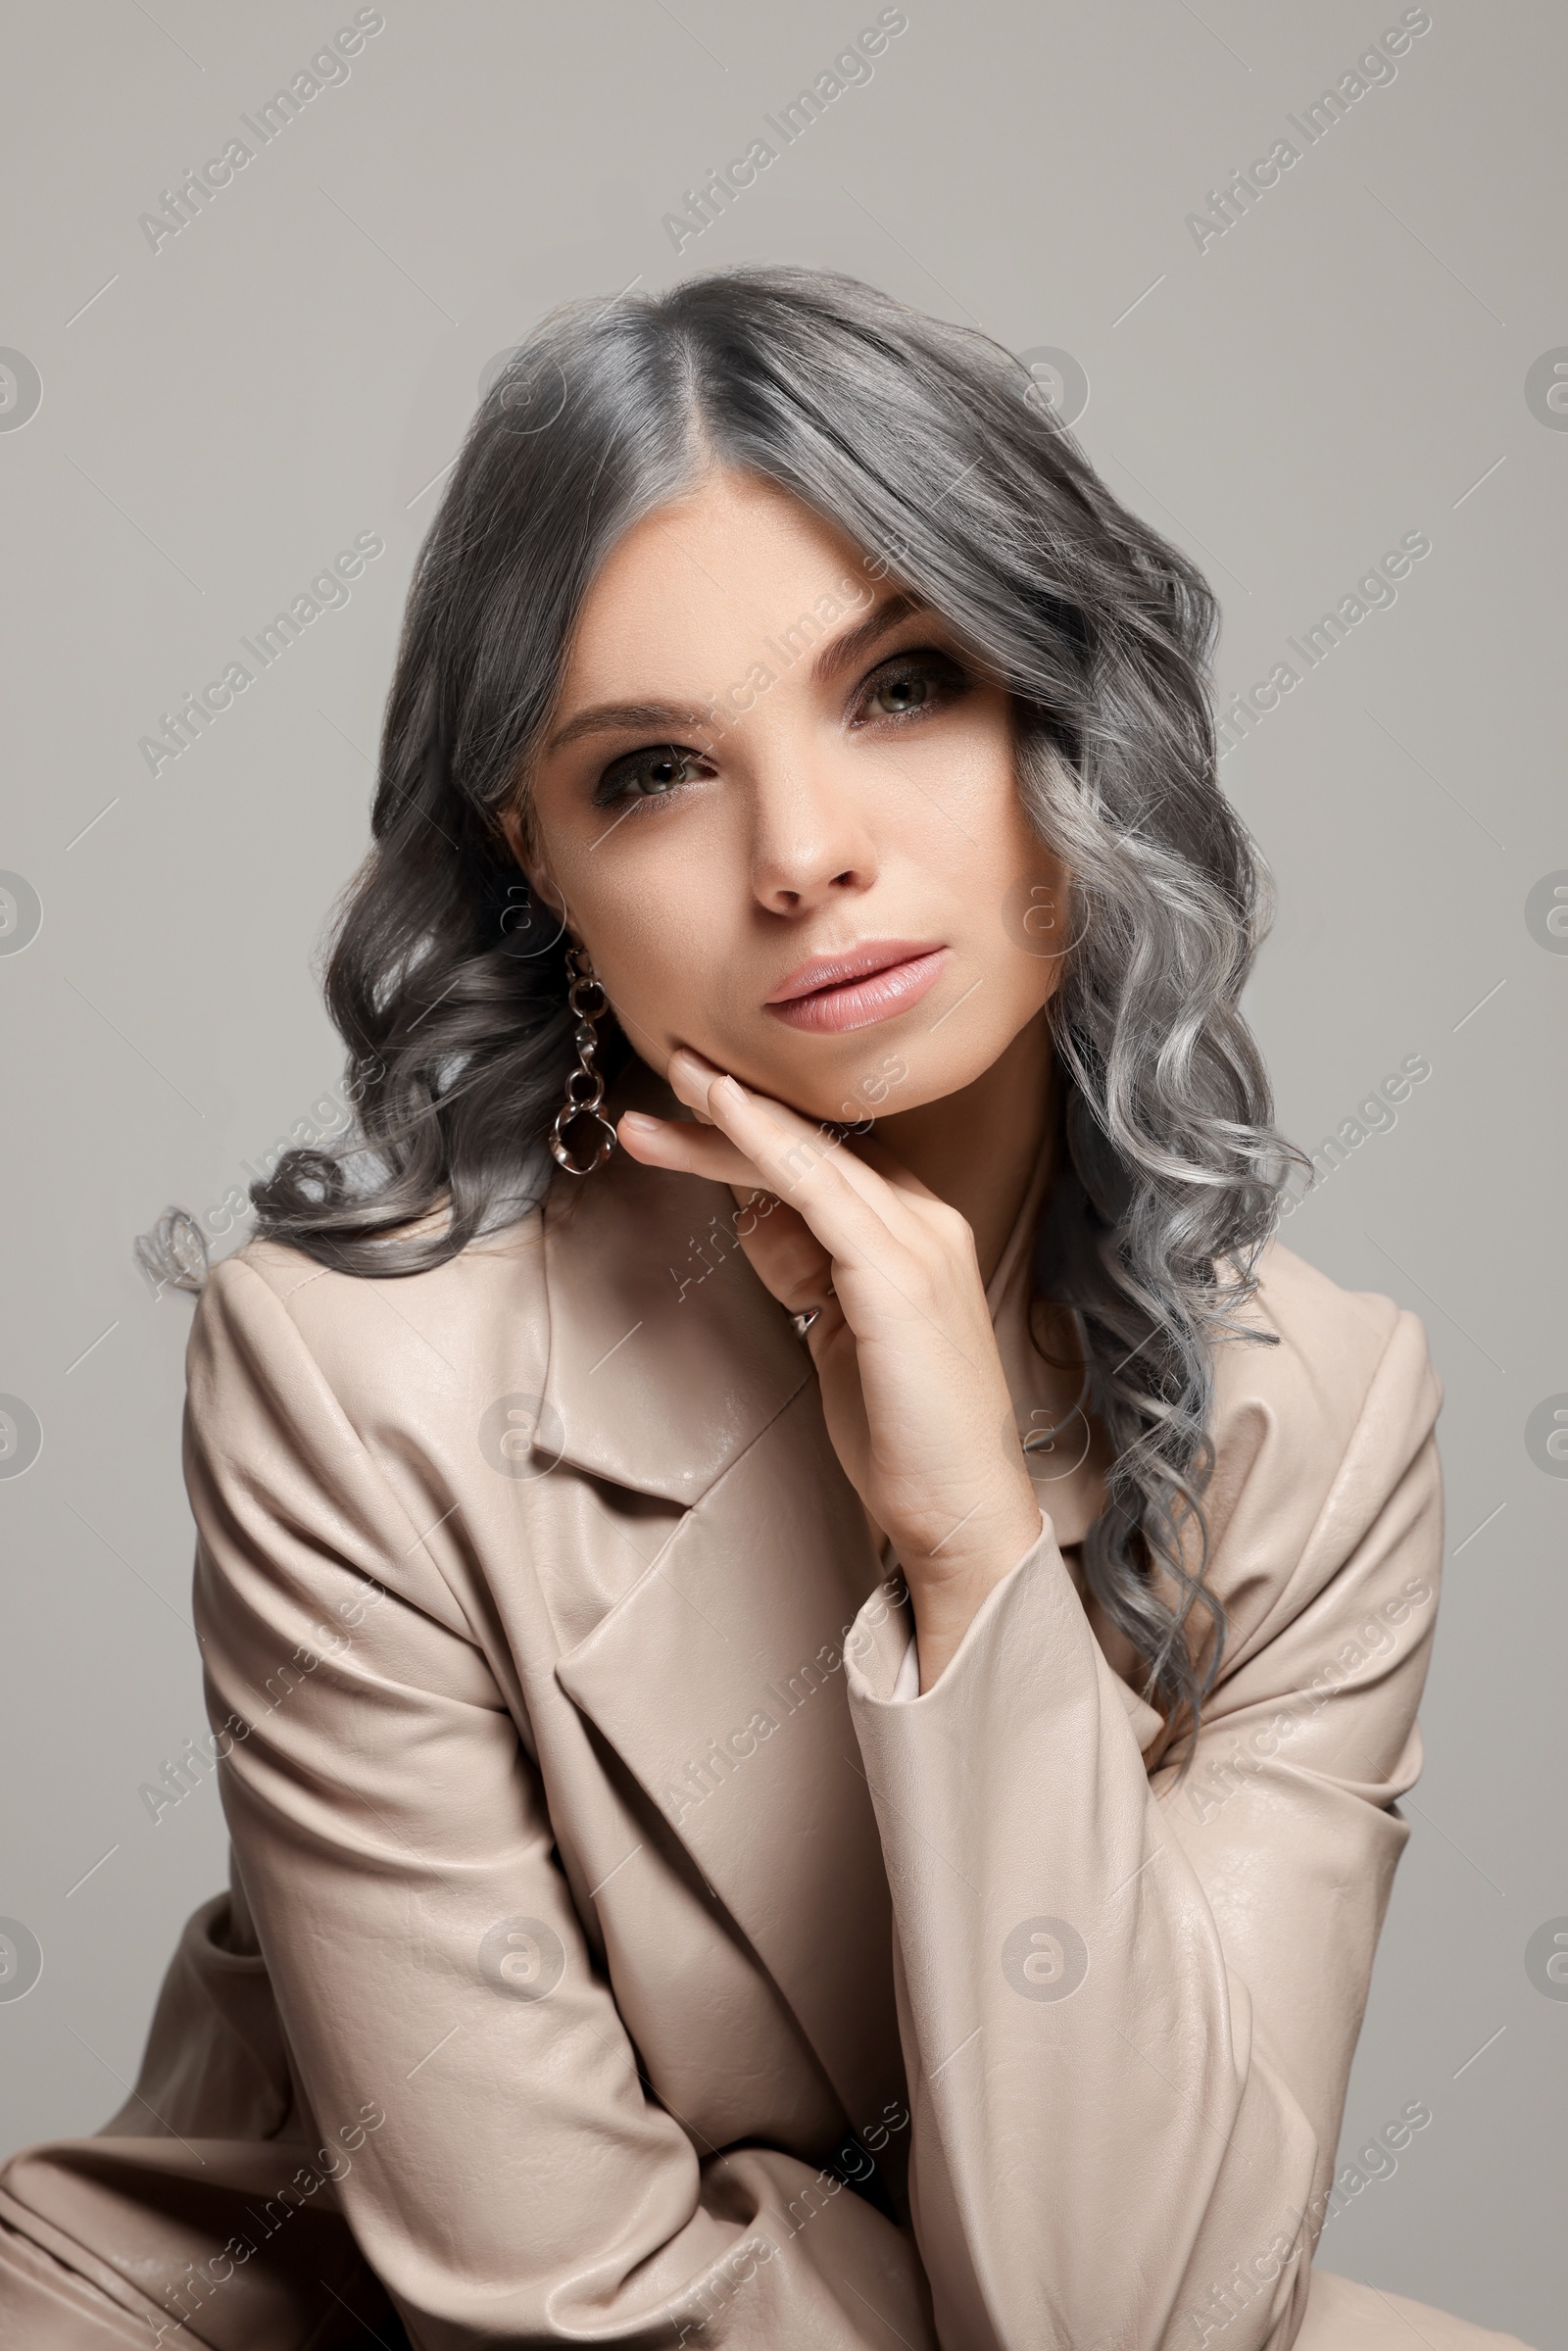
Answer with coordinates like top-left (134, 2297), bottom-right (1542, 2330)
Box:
top-left (0, 268), bottom-right (1532, 2350)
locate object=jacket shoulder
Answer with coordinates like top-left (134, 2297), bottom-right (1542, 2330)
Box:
top-left (191, 1212), bottom-right (551, 1445)
top-left (1195, 1237), bottom-right (1444, 1628)
top-left (1217, 1234), bottom-right (1441, 1434)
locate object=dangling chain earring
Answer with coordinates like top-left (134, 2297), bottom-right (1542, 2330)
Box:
top-left (550, 945), bottom-right (618, 1175)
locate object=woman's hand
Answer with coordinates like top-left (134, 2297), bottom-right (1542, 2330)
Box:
top-left (617, 1048), bottom-right (1044, 1690)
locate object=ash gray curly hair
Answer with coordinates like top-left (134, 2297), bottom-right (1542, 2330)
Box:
top-left (250, 264), bottom-right (1308, 1747)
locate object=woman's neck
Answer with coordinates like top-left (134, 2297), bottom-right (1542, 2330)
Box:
top-left (867, 1008), bottom-right (1054, 1288)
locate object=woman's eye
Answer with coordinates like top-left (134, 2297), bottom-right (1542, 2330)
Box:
top-left (593, 744), bottom-right (709, 810)
top-left (857, 651), bottom-right (968, 723)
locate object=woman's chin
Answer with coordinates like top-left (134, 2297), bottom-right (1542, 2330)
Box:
top-left (621, 1018), bottom-right (1004, 1129)
top-left (724, 1051), bottom-right (976, 1132)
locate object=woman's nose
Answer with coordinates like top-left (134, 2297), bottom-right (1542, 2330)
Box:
top-left (748, 751), bottom-right (881, 914)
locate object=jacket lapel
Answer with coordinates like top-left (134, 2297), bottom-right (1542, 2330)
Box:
top-left (556, 1387), bottom-right (902, 2131)
top-left (541, 1072), bottom-right (904, 2129)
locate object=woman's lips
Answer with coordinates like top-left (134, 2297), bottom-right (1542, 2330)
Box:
top-left (764, 947), bottom-right (950, 1034)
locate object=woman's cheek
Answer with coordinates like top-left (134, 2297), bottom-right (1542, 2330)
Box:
top-left (594, 898), bottom-right (718, 1053)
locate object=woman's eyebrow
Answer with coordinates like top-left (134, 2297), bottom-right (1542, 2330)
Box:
top-left (545, 697), bottom-right (718, 754)
top-left (809, 590), bottom-right (928, 687)
top-left (544, 592), bottom-right (932, 753)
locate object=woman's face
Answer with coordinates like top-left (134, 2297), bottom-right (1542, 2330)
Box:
top-left (509, 466), bottom-right (1069, 1126)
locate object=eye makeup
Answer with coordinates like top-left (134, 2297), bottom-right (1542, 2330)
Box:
top-left (586, 645), bottom-right (975, 819)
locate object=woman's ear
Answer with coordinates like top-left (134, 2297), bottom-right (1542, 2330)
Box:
top-left (498, 805), bottom-right (566, 918)
top-left (527, 866), bottom-right (568, 921)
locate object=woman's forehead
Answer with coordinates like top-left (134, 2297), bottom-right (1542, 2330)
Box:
top-left (559, 470), bottom-right (868, 687)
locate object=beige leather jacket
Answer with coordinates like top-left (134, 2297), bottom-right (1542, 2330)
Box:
top-left (0, 1088), bottom-right (1534, 2351)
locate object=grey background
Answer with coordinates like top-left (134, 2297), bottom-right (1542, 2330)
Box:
top-left (1, 1), bottom-right (1562, 2340)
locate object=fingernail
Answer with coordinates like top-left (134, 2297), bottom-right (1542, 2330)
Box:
top-left (713, 1074), bottom-right (745, 1103)
top-left (620, 1110), bottom-right (662, 1134)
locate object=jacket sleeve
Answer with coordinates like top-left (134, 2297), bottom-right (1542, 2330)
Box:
top-left (842, 1300), bottom-right (1444, 2351)
top-left (185, 1253), bottom-right (935, 2351)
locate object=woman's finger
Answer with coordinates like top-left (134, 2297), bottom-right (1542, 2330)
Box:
top-left (665, 1051), bottom-right (906, 1217)
top-left (727, 1189), bottom-right (839, 1318)
top-left (663, 1049), bottom-right (929, 1272)
top-left (616, 1108), bottom-right (767, 1192)
top-left (621, 1098), bottom-right (940, 1231)
top-left (840, 1128), bottom-right (954, 1210)
top-left (616, 1108), bottom-right (840, 1317)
